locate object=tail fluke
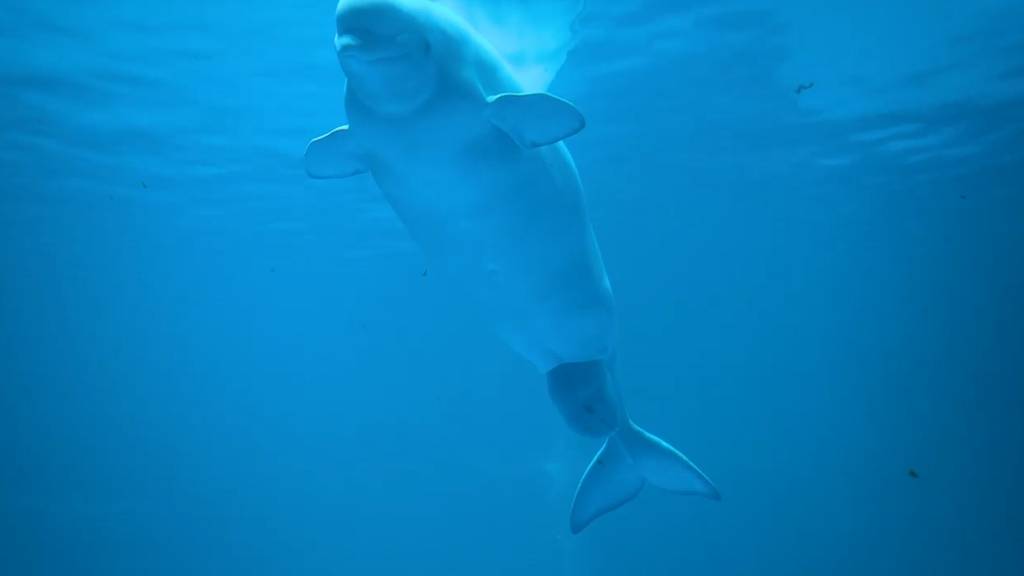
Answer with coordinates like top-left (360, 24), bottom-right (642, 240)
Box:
top-left (570, 431), bottom-right (645, 534)
top-left (570, 421), bottom-right (719, 534)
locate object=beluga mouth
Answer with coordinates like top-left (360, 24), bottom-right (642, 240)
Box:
top-left (335, 32), bottom-right (425, 63)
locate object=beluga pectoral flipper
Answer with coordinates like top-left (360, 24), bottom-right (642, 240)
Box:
top-left (304, 125), bottom-right (367, 179)
top-left (485, 93), bottom-right (586, 148)
top-left (306, 0), bottom-right (719, 533)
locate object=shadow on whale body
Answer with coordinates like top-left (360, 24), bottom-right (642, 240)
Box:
top-left (306, 0), bottom-right (719, 533)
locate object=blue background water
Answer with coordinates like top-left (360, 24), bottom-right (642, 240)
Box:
top-left (2, 0), bottom-right (1022, 574)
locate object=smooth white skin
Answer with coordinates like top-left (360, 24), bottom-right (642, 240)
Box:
top-left (321, 2), bottom-right (720, 533)
top-left (335, 0), bottom-right (616, 373)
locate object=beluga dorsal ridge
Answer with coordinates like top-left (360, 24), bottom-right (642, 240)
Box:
top-left (305, 0), bottom-right (719, 534)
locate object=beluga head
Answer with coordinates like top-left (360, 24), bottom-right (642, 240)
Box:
top-left (334, 0), bottom-right (443, 117)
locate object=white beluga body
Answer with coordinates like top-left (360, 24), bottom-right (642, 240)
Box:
top-left (307, 0), bottom-right (719, 533)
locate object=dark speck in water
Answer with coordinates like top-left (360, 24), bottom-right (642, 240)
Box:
top-left (908, 468), bottom-right (919, 479)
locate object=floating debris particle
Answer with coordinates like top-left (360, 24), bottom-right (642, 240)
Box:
top-left (794, 82), bottom-right (815, 95)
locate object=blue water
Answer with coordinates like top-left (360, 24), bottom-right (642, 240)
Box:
top-left (2, 0), bottom-right (1022, 574)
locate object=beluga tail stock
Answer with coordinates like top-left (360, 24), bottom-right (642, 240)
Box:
top-left (305, 0), bottom-right (719, 533)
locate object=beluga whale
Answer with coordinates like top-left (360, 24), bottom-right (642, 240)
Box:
top-left (306, 0), bottom-right (719, 533)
